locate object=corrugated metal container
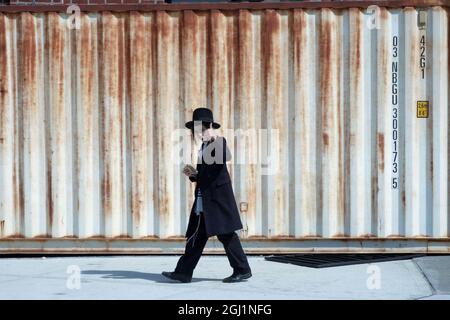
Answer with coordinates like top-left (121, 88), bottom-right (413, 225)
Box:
top-left (0, 3), bottom-right (449, 253)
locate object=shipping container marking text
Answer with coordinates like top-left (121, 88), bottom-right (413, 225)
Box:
top-left (392, 36), bottom-right (399, 189)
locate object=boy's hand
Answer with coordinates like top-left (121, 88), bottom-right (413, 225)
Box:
top-left (183, 164), bottom-right (197, 177)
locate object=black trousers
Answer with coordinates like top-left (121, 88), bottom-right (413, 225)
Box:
top-left (174, 213), bottom-right (251, 278)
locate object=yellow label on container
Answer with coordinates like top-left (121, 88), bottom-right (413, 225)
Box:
top-left (417, 101), bottom-right (429, 118)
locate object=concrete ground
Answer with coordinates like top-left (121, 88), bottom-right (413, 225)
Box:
top-left (0, 255), bottom-right (448, 300)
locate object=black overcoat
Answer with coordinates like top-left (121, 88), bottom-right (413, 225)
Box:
top-left (185, 136), bottom-right (243, 238)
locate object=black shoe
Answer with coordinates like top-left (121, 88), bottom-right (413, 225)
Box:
top-left (161, 271), bottom-right (192, 283)
top-left (222, 271), bottom-right (252, 283)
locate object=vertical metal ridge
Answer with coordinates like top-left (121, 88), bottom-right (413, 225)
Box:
top-left (76, 12), bottom-right (102, 238)
top-left (129, 11), bottom-right (155, 238)
top-left (404, 7), bottom-right (428, 237)
top-left (320, 8), bottom-right (345, 237)
top-left (48, 12), bottom-right (75, 237)
top-left (376, 7), bottom-right (390, 237)
top-left (264, 9), bottom-right (290, 237)
top-left (20, 12), bottom-right (48, 238)
top-left (349, 8), bottom-right (370, 236)
top-left (0, 13), bottom-right (20, 238)
top-left (431, 7), bottom-right (449, 237)
top-left (101, 11), bottom-right (129, 238)
top-left (156, 10), bottom-right (181, 237)
top-left (182, 10), bottom-right (208, 237)
top-left (292, 9), bottom-right (320, 237)
top-left (236, 9), bottom-right (264, 237)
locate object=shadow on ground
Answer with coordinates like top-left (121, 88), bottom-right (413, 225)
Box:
top-left (82, 270), bottom-right (222, 283)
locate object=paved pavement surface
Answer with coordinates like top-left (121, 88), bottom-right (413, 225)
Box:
top-left (414, 256), bottom-right (450, 300)
top-left (0, 255), bottom-right (448, 300)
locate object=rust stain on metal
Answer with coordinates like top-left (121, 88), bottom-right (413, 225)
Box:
top-left (226, 11), bottom-right (237, 123)
top-left (113, 234), bottom-right (132, 239)
top-left (263, 9), bottom-right (280, 94)
top-left (103, 170), bottom-right (111, 216)
top-left (80, 14), bottom-right (94, 140)
top-left (380, 5), bottom-right (389, 23)
top-left (371, 174), bottom-right (377, 223)
top-left (129, 11), bottom-right (147, 226)
top-left (350, 8), bottom-right (362, 78)
top-left (33, 234), bottom-right (52, 239)
top-left (355, 13), bottom-right (361, 73)
top-left (0, 17), bottom-right (8, 103)
top-left (320, 17), bottom-right (332, 143)
top-left (293, 9), bottom-right (306, 71)
top-left (322, 133), bottom-right (329, 146)
top-left (0, 16), bottom-right (7, 127)
top-left (377, 133), bottom-right (385, 171)
top-left (402, 190), bottom-right (406, 208)
top-left (49, 13), bottom-right (63, 93)
top-left (238, 9), bottom-right (250, 96)
top-left (21, 12), bottom-right (37, 109)
top-left (161, 181), bottom-right (169, 217)
top-left (157, 10), bottom-right (170, 39)
top-left (47, 158), bottom-right (53, 230)
top-left (184, 10), bottom-right (198, 59)
top-left (336, 12), bottom-right (345, 234)
top-left (264, 9), bottom-right (280, 34)
top-left (117, 13), bottom-right (125, 116)
top-left (86, 15), bottom-right (98, 113)
top-left (210, 10), bottom-right (223, 108)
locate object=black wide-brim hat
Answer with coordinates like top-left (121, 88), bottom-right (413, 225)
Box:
top-left (185, 107), bottom-right (221, 129)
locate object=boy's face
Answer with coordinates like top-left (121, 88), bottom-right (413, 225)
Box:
top-left (201, 126), bottom-right (213, 142)
top-left (193, 122), bottom-right (212, 141)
